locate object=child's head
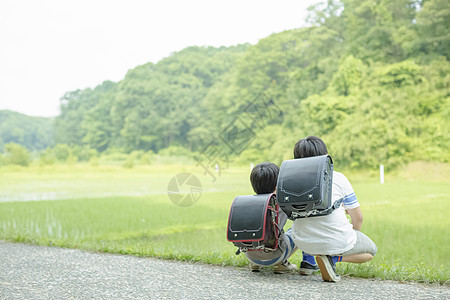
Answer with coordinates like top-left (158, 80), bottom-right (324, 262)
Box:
top-left (293, 136), bottom-right (328, 159)
top-left (250, 162), bottom-right (279, 194)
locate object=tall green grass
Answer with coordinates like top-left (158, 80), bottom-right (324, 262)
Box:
top-left (0, 162), bottom-right (448, 284)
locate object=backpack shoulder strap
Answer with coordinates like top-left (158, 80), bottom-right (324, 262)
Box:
top-left (322, 197), bottom-right (344, 215)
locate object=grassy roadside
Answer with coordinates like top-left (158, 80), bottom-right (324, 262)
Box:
top-left (0, 163), bottom-right (449, 285)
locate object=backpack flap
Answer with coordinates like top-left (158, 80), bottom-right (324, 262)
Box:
top-left (227, 194), bottom-right (271, 242)
top-left (227, 194), bottom-right (278, 251)
top-left (276, 155), bottom-right (334, 220)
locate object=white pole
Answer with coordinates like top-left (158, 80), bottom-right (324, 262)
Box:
top-left (380, 164), bottom-right (384, 184)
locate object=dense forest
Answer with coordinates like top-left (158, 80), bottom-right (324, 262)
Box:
top-left (1, 0), bottom-right (449, 169)
top-left (0, 110), bottom-right (54, 151)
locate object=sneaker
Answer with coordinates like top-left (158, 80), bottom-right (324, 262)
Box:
top-left (299, 261), bottom-right (320, 275)
top-left (273, 261), bottom-right (297, 274)
top-left (316, 255), bottom-right (341, 282)
top-left (250, 263), bottom-right (261, 272)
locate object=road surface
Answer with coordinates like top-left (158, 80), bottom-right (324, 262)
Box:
top-left (0, 241), bottom-right (448, 299)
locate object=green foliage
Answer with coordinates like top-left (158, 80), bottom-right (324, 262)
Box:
top-left (54, 46), bottom-right (248, 154)
top-left (339, 0), bottom-right (419, 62)
top-left (39, 0), bottom-right (449, 170)
top-left (38, 148), bottom-right (56, 166)
top-left (99, 151), bottom-right (129, 163)
top-left (0, 110), bottom-right (53, 151)
top-left (139, 151), bottom-right (154, 165)
top-left (71, 145), bottom-right (98, 162)
top-left (158, 145), bottom-right (193, 158)
top-left (51, 144), bottom-right (72, 162)
top-left (122, 156), bottom-right (135, 169)
top-left (235, 148), bottom-right (264, 166)
top-left (121, 150), bottom-right (155, 168)
top-left (330, 55), bottom-right (366, 95)
top-left (3, 142), bottom-right (31, 166)
top-left (38, 144), bottom-right (99, 165)
top-left (89, 156), bottom-right (99, 167)
top-left (304, 58), bottom-right (450, 168)
top-left (414, 0), bottom-right (450, 59)
top-left (377, 60), bottom-right (424, 87)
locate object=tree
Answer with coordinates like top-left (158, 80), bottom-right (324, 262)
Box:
top-left (45, 2), bottom-right (449, 170)
top-left (52, 144), bottom-right (72, 162)
top-left (4, 143), bottom-right (30, 166)
top-left (330, 55), bottom-right (366, 95)
top-left (0, 110), bottom-right (54, 151)
top-left (415, 0), bottom-right (450, 59)
top-left (341, 0), bottom-right (419, 62)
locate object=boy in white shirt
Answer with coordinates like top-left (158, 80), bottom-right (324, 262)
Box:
top-left (290, 136), bottom-right (377, 282)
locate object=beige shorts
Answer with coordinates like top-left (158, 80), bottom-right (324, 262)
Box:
top-left (340, 230), bottom-right (377, 256)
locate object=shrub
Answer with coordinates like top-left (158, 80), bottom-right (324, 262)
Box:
top-left (52, 144), bottom-right (73, 162)
top-left (39, 148), bottom-right (56, 166)
top-left (159, 145), bottom-right (193, 158)
top-left (122, 156), bottom-right (135, 168)
top-left (72, 145), bottom-right (98, 162)
top-left (140, 150), bottom-right (155, 165)
top-left (3, 143), bottom-right (30, 166)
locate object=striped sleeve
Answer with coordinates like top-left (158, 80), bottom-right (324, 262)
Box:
top-left (343, 192), bottom-right (359, 209)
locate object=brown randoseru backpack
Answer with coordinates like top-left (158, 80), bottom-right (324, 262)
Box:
top-left (276, 155), bottom-right (343, 220)
top-left (227, 193), bottom-right (281, 254)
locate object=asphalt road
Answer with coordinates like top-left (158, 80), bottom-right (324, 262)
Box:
top-left (0, 241), bottom-right (448, 299)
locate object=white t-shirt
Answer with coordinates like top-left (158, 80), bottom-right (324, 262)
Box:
top-left (291, 171), bottom-right (360, 255)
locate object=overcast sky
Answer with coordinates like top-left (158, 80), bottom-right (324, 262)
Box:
top-left (0, 0), bottom-right (320, 117)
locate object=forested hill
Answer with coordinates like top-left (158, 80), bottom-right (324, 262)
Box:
top-left (11, 0), bottom-right (450, 169)
top-left (0, 110), bottom-right (54, 151)
top-left (54, 44), bottom-right (250, 153)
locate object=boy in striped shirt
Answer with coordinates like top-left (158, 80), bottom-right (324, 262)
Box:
top-left (290, 136), bottom-right (377, 282)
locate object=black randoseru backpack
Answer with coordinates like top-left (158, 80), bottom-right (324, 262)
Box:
top-left (276, 155), bottom-right (343, 220)
top-left (227, 193), bottom-right (280, 253)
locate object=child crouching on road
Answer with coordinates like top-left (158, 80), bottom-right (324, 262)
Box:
top-left (243, 162), bottom-right (297, 273)
top-left (291, 136), bottom-right (378, 282)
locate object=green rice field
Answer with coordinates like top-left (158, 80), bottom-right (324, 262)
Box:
top-left (0, 162), bottom-right (449, 284)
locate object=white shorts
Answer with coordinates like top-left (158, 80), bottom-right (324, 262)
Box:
top-left (340, 230), bottom-right (377, 256)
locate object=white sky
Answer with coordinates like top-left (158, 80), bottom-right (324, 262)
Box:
top-left (0, 0), bottom-right (320, 117)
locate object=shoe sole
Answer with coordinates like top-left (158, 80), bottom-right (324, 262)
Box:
top-left (273, 267), bottom-right (291, 274)
top-left (274, 267), bottom-right (297, 274)
top-left (250, 264), bottom-right (261, 272)
top-left (316, 256), bottom-right (340, 282)
top-left (299, 268), bottom-right (318, 276)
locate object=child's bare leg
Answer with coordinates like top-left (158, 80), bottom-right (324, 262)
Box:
top-left (342, 253), bottom-right (373, 263)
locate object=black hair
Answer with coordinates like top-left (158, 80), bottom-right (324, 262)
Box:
top-left (293, 136), bottom-right (328, 159)
top-left (250, 162), bottom-right (279, 194)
